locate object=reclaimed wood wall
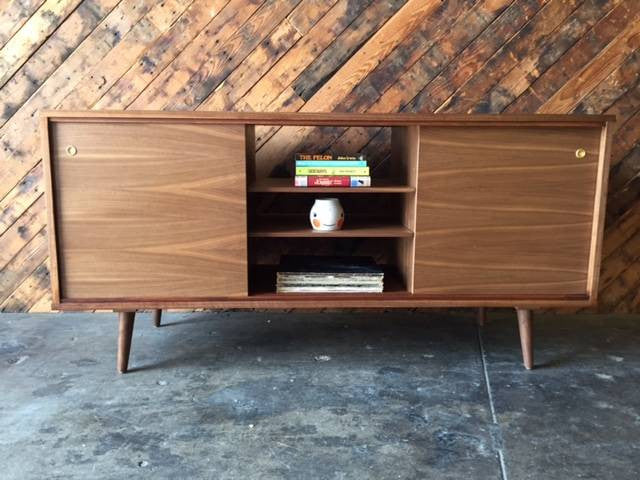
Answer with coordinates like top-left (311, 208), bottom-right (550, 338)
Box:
top-left (0, 0), bottom-right (638, 313)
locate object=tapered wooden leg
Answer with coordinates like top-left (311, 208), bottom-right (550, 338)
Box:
top-left (477, 307), bottom-right (486, 327)
top-left (516, 308), bottom-right (533, 370)
top-left (117, 311), bottom-right (135, 373)
top-left (152, 309), bottom-right (162, 328)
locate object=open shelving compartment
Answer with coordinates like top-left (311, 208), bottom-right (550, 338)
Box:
top-left (245, 124), bottom-right (420, 298)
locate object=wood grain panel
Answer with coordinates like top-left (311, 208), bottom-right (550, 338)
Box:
top-left (414, 126), bottom-right (602, 296)
top-left (48, 121), bottom-right (247, 300)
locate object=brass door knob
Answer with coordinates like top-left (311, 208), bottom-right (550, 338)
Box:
top-left (575, 148), bottom-right (586, 159)
top-left (66, 145), bottom-right (77, 156)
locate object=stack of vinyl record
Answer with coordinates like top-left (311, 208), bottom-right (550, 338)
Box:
top-left (276, 255), bottom-right (384, 293)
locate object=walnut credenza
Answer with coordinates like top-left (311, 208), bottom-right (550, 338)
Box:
top-left (41, 111), bottom-right (614, 372)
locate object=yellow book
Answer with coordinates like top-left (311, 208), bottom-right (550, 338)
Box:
top-left (295, 166), bottom-right (369, 175)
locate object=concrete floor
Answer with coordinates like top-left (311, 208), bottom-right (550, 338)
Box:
top-left (1, 311), bottom-right (639, 479)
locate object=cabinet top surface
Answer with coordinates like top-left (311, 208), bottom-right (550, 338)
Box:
top-left (42, 110), bottom-right (614, 126)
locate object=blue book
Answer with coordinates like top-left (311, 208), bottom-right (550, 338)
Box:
top-left (295, 160), bottom-right (367, 167)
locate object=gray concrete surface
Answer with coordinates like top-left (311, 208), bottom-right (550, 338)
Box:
top-left (1, 310), bottom-right (638, 479)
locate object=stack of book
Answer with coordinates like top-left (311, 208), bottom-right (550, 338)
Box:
top-left (294, 153), bottom-right (371, 187)
top-left (276, 255), bottom-right (384, 293)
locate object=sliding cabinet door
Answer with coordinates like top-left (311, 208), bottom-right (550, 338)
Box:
top-left (47, 121), bottom-right (247, 302)
top-left (414, 126), bottom-right (603, 297)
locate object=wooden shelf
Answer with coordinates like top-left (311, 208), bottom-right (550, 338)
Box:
top-left (249, 265), bottom-right (407, 297)
top-left (249, 217), bottom-right (413, 238)
top-left (248, 178), bottom-right (415, 193)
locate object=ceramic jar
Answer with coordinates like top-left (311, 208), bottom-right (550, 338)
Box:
top-left (309, 198), bottom-right (344, 231)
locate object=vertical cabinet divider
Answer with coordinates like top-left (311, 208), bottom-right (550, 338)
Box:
top-left (391, 125), bottom-right (420, 293)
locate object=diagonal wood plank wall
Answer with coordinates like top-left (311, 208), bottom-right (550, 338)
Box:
top-left (0, 0), bottom-right (638, 313)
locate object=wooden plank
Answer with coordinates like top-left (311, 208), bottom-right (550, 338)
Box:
top-left (599, 251), bottom-right (640, 310)
top-left (301, 0), bottom-right (442, 113)
top-left (128, 0), bottom-right (266, 109)
top-left (286, 0), bottom-right (334, 35)
top-left (245, 86), bottom-right (305, 150)
top-left (0, 0), bottom-right (158, 201)
top-left (291, 0), bottom-right (407, 101)
top-left (574, 50), bottom-right (640, 114)
top-left (197, 0), bottom-right (335, 112)
top-left (435, 0), bottom-right (582, 113)
top-left (362, 128), bottom-right (392, 171)
top-left (0, 0), bottom-right (120, 128)
top-left (619, 276), bottom-right (640, 312)
top-left (409, 0), bottom-right (546, 114)
top-left (240, 0), bottom-right (374, 112)
top-left (599, 226), bottom-right (640, 289)
top-left (606, 147), bottom-right (640, 222)
top-left (0, 194), bottom-right (45, 269)
top-left (145, 0), bottom-right (193, 30)
top-left (473, 0), bottom-right (621, 113)
top-left (0, 0), bottom-right (46, 48)
top-left (94, 0), bottom-right (230, 109)
top-left (607, 181), bottom-right (640, 229)
top-left (57, 1), bottom-right (194, 110)
top-left (28, 283), bottom-right (54, 312)
top-left (0, 226), bottom-right (48, 305)
top-left (0, 0), bottom-right (83, 88)
top-left (610, 109), bottom-right (640, 167)
top-left (602, 200), bottom-right (640, 258)
top-left (57, 18), bottom-right (164, 109)
top-left (360, 0), bottom-right (477, 98)
top-left (539, 19), bottom-right (640, 113)
top-left (0, 261), bottom-right (50, 312)
top-left (164, 0), bottom-right (302, 110)
top-left (606, 82), bottom-right (640, 126)
top-left (0, 162), bottom-right (43, 234)
top-left (608, 142), bottom-right (640, 203)
top-left (198, 19), bottom-right (302, 111)
top-left (382, 1), bottom-right (524, 112)
top-left (601, 83), bottom-right (640, 228)
top-left (509, 0), bottom-right (639, 112)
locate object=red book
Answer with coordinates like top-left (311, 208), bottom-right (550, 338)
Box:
top-left (295, 176), bottom-right (350, 187)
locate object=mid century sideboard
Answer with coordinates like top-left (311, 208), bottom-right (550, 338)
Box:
top-left (41, 111), bottom-right (614, 372)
